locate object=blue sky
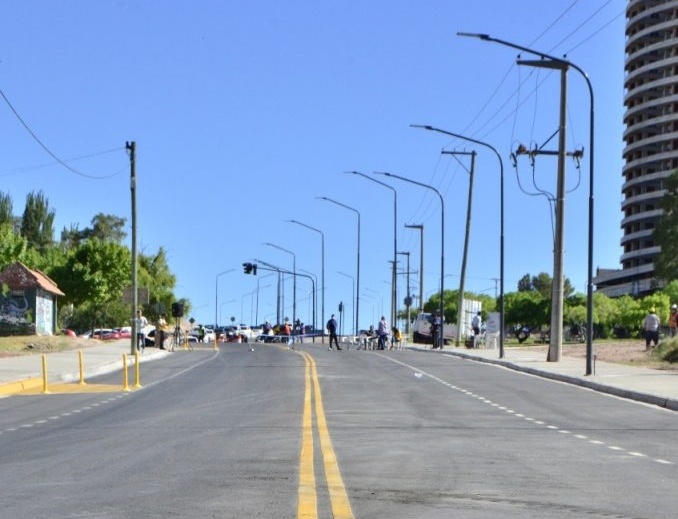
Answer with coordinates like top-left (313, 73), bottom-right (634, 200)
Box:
top-left (1, 1), bottom-right (626, 331)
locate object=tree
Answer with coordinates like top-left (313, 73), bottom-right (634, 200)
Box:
top-left (517, 274), bottom-right (532, 292)
top-left (59, 224), bottom-right (83, 250)
top-left (20, 190), bottom-right (55, 252)
top-left (86, 213), bottom-right (127, 243)
top-left (423, 290), bottom-right (456, 324)
top-left (49, 239), bottom-right (131, 329)
top-left (654, 169), bottom-right (678, 282)
top-left (661, 280), bottom-right (678, 307)
top-left (516, 272), bottom-right (574, 298)
top-left (138, 247), bottom-right (177, 321)
top-left (0, 191), bottom-right (14, 228)
top-left (504, 290), bottom-right (549, 330)
top-left (59, 213), bottom-right (127, 249)
top-left (0, 223), bottom-right (30, 271)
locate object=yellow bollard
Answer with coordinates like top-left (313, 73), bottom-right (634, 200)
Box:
top-left (134, 350), bottom-right (142, 388)
top-left (122, 354), bottom-right (130, 392)
top-left (78, 350), bottom-right (87, 385)
top-left (41, 354), bottom-right (50, 394)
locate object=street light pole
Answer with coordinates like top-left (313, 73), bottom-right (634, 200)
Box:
top-left (215, 269), bottom-right (235, 330)
top-left (265, 242), bottom-right (296, 331)
top-left (318, 197), bottom-right (361, 336)
top-left (348, 171), bottom-right (398, 331)
top-left (377, 172), bottom-right (445, 349)
top-left (288, 220), bottom-right (325, 341)
top-left (405, 223), bottom-right (424, 314)
top-left (299, 268), bottom-right (317, 334)
top-left (338, 271), bottom-right (355, 335)
top-left (411, 125), bottom-right (505, 358)
top-left (458, 31), bottom-right (595, 371)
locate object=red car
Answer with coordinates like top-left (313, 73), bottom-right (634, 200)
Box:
top-left (114, 327), bottom-right (132, 339)
top-left (99, 329), bottom-right (122, 340)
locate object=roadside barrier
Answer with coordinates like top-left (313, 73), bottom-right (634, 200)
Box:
top-left (122, 354), bottom-right (130, 392)
top-left (41, 354), bottom-right (50, 394)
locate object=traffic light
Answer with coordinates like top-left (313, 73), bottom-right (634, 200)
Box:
top-left (251, 263), bottom-right (257, 275)
top-left (243, 262), bottom-right (252, 274)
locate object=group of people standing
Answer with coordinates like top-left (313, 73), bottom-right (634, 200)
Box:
top-left (326, 314), bottom-right (401, 351)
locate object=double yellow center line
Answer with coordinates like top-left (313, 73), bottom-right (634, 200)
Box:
top-left (297, 351), bottom-right (354, 519)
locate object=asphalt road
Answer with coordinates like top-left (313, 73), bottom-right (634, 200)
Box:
top-left (1, 343), bottom-right (676, 518)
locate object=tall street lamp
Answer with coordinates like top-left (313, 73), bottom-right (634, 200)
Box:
top-left (411, 124), bottom-right (506, 358)
top-left (347, 171), bottom-right (398, 331)
top-left (337, 271), bottom-right (355, 336)
top-left (215, 269), bottom-right (235, 329)
top-left (405, 223), bottom-right (424, 313)
top-left (265, 242), bottom-right (296, 329)
top-left (220, 299), bottom-right (236, 327)
top-left (299, 268), bottom-right (317, 333)
top-left (458, 32), bottom-right (595, 372)
top-left (255, 272), bottom-right (275, 326)
top-left (376, 171), bottom-right (445, 349)
top-left (318, 197), bottom-right (361, 336)
top-left (288, 219), bottom-right (325, 341)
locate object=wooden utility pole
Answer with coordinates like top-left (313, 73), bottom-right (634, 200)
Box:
top-left (442, 150), bottom-right (476, 347)
top-left (126, 141), bottom-right (137, 356)
top-left (514, 59), bottom-right (583, 362)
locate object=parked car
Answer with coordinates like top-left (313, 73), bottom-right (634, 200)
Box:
top-left (80, 328), bottom-right (116, 340)
top-left (100, 329), bottom-right (122, 340)
top-left (115, 326), bottom-right (132, 339)
top-left (189, 326), bottom-right (215, 343)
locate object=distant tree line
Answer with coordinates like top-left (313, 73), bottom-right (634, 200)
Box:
top-left (0, 189), bottom-right (187, 333)
top-left (3, 166), bottom-right (677, 338)
top-left (413, 169), bottom-right (678, 340)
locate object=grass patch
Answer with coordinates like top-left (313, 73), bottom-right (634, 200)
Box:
top-left (0, 334), bottom-right (90, 356)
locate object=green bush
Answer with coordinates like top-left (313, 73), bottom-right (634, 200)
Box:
top-left (657, 337), bottom-right (678, 363)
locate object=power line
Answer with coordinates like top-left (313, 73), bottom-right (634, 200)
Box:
top-left (0, 88), bottom-right (122, 179)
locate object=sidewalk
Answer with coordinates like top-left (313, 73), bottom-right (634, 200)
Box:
top-left (0, 340), bottom-right (172, 395)
top-left (415, 344), bottom-right (678, 412)
top-left (1, 340), bottom-right (677, 411)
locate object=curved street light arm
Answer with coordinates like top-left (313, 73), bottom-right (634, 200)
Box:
top-left (410, 124), bottom-right (505, 357)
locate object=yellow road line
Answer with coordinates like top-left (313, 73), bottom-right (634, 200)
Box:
top-left (298, 351), bottom-right (354, 519)
top-left (297, 355), bottom-right (318, 518)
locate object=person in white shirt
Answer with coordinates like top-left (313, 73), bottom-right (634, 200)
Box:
top-left (642, 308), bottom-right (661, 350)
top-left (471, 311), bottom-right (482, 336)
top-left (377, 316), bottom-right (389, 350)
top-left (135, 309), bottom-right (148, 353)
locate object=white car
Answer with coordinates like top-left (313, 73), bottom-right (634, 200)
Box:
top-left (190, 326), bottom-right (215, 343)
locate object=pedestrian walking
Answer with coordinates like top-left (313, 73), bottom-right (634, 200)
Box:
top-left (327, 314), bottom-right (341, 350)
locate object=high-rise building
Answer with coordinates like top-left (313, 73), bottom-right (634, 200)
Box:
top-left (594, 0), bottom-right (677, 297)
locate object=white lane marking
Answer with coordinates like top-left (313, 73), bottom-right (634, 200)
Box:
top-left (382, 353), bottom-right (675, 466)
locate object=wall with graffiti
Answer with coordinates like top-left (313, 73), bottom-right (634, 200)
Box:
top-left (0, 289), bottom-right (36, 336)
